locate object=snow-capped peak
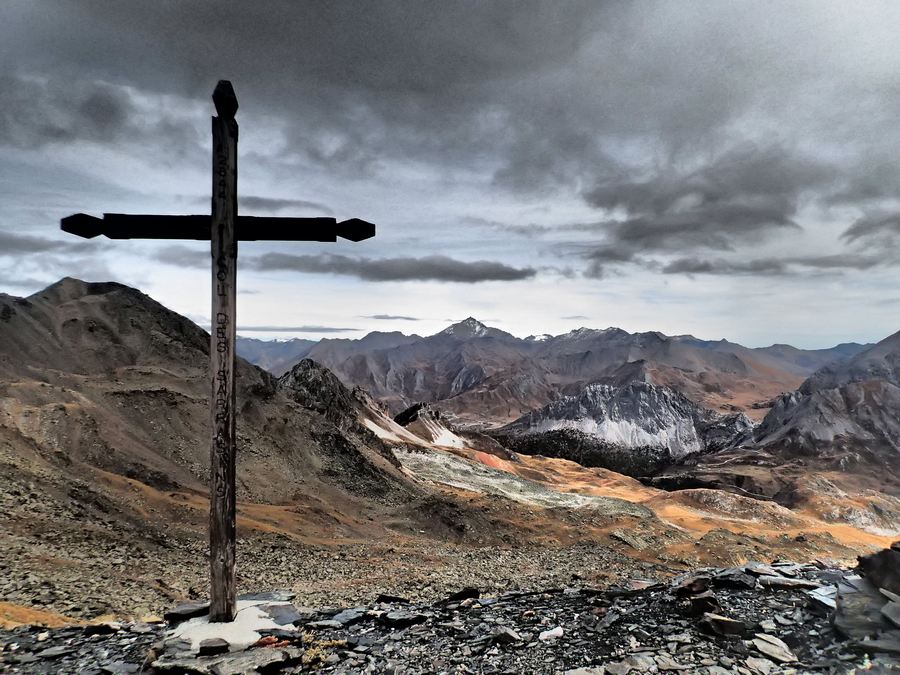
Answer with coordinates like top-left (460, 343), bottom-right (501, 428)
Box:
top-left (441, 317), bottom-right (489, 337)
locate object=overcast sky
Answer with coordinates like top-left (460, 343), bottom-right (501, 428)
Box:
top-left (2, 1), bottom-right (899, 348)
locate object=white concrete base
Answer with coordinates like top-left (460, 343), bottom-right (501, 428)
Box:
top-left (169, 599), bottom-right (297, 653)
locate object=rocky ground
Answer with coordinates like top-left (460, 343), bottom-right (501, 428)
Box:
top-left (0, 523), bottom-right (669, 623)
top-left (1, 547), bottom-right (898, 674)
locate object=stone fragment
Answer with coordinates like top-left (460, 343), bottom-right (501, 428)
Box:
top-left (491, 627), bottom-right (523, 644)
top-left (857, 636), bottom-right (900, 655)
top-left (198, 638), bottom-right (229, 656)
top-left (604, 660), bottom-right (631, 675)
top-left (237, 590), bottom-right (296, 603)
top-left (306, 619), bottom-right (342, 629)
top-left (881, 601), bottom-right (900, 629)
top-left (752, 633), bottom-right (797, 663)
top-left (745, 656), bottom-right (775, 674)
top-left (610, 529), bottom-right (648, 550)
top-left (37, 645), bottom-right (76, 658)
top-left (381, 610), bottom-right (429, 628)
top-left (100, 662), bottom-right (141, 674)
top-left (713, 568), bottom-right (758, 590)
top-left (674, 574), bottom-right (712, 596)
top-left (757, 575), bottom-right (821, 590)
top-left (564, 668), bottom-right (605, 675)
top-left (835, 577), bottom-right (888, 640)
top-left (655, 653), bottom-right (690, 670)
top-left (701, 612), bottom-right (749, 636)
top-left (538, 626), bottom-right (564, 642)
top-left (688, 590), bottom-right (720, 616)
top-left (857, 542), bottom-right (900, 595)
top-left (807, 585), bottom-right (837, 611)
top-left (258, 603), bottom-right (304, 626)
top-left (622, 654), bottom-right (656, 672)
top-left (375, 593), bottom-right (410, 604)
top-left (152, 646), bottom-right (302, 674)
top-left (164, 601), bottom-right (210, 625)
top-left (745, 563), bottom-right (783, 577)
top-left (329, 608), bottom-right (367, 626)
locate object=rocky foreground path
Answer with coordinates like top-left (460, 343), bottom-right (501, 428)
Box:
top-left (1, 546), bottom-right (898, 674)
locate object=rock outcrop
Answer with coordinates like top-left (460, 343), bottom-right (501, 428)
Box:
top-left (494, 381), bottom-right (752, 475)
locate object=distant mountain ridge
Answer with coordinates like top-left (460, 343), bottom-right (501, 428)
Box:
top-left (238, 317), bottom-right (869, 425)
top-left (236, 337), bottom-right (316, 375)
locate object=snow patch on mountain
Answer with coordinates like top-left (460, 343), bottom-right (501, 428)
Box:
top-left (527, 416), bottom-right (702, 459)
top-left (497, 381), bottom-right (752, 475)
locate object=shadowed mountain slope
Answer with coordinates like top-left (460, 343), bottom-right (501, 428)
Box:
top-left (0, 278), bottom-right (413, 508)
top-left (753, 330), bottom-right (900, 473)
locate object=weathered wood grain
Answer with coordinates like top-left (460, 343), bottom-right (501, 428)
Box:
top-left (208, 83), bottom-right (238, 623)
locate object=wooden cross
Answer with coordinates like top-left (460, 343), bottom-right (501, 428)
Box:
top-left (60, 80), bottom-right (375, 622)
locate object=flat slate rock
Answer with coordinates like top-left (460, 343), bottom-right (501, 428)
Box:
top-left (153, 645), bottom-right (303, 674)
top-left (197, 637), bottom-right (229, 656)
top-left (701, 612), bottom-right (749, 636)
top-left (757, 574), bottom-right (821, 589)
top-left (882, 601), bottom-right (900, 629)
top-left (237, 590), bottom-right (296, 603)
top-left (258, 602), bottom-right (306, 626)
top-left (752, 633), bottom-right (797, 663)
top-left (164, 600), bottom-right (210, 624)
top-left (329, 607), bottom-right (367, 626)
top-left (381, 610), bottom-right (430, 628)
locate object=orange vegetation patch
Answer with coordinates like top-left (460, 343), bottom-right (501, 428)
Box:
top-left (451, 446), bottom-right (659, 503)
top-left (0, 602), bottom-right (82, 629)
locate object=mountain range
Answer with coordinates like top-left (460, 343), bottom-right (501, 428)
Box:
top-left (238, 318), bottom-right (868, 427)
top-left (0, 277), bottom-right (897, 622)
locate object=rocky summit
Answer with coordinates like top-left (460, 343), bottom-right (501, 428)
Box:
top-left (2, 547), bottom-right (899, 674)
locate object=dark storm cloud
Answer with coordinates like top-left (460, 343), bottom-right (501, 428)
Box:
top-left (583, 144), bottom-right (829, 249)
top-left (0, 231), bottom-right (96, 256)
top-left (361, 314), bottom-right (421, 321)
top-left (0, 273), bottom-right (53, 290)
top-left (0, 75), bottom-right (200, 152)
top-left (154, 245), bottom-right (207, 268)
top-left (4, 1), bottom-right (900, 294)
top-left (239, 196), bottom-right (332, 215)
top-left (661, 258), bottom-right (788, 276)
top-left (1, 1), bottom-right (609, 175)
top-left (249, 253), bottom-right (536, 283)
top-left (153, 244), bottom-right (535, 282)
top-left (841, 213), bottom-right (900, 244)
top-left (662, 252), bottom-right (892, 276)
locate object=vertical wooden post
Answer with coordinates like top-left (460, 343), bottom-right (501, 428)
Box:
top-left (209, 80), bottom-right (239, 622)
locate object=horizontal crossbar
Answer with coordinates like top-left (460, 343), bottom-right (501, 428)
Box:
top-left (61, 213), bottom-right (375, 242)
